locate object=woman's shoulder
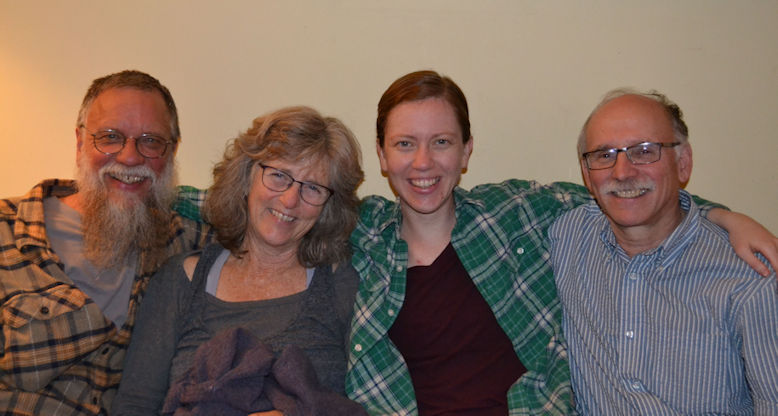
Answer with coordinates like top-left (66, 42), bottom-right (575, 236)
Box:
top-left (323, 262), bottom-right (360, 292)
top-left (157, 242), bottom-right (222, 283)
top-left (358, 194), bottom-right (395, 217)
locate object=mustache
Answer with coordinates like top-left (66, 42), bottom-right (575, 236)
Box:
top-left (98, 162), bottom-right (158, 185)
top-left (599, 178), bottom-right (655, 194)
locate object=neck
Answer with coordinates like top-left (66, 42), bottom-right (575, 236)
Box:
top-left (400, 201), bottom-right (457, 267)
top-left (60, 192), bottom-right (85, 215)
top-left (612, 208), bottom-right (685, 257)
top-left (239, 237), bottom-right (302, 271)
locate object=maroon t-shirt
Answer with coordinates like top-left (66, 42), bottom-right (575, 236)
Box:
top-left (388, 243), bottom-right (526, 415)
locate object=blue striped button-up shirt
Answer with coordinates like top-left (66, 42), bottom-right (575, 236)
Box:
top-left (549, 190), bottom-right (778, 415)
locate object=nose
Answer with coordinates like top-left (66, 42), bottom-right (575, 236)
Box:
top-left (610, 151), bottom-right (637, 180)
top-left (278, 183), bottom-right (301, 208)
top-left (114, 137), bottom-right (145, 166)
top-left (412, 146), bottom-right (433, 170)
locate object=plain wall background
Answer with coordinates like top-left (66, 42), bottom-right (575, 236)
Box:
top-left (1, 0), bottom-right (775, 233)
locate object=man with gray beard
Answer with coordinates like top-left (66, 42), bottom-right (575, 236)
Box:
top-left (0, 70), bottom-right (211, 415)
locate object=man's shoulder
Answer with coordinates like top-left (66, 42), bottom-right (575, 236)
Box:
top-left (0, 179), bottom-right (77, 215)
top-left (689, 217), bottom-right (774, 279)
top-left (550, 202), bottom-right (603, 237)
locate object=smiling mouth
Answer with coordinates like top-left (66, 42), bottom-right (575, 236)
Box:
top-left (410, 177), bottom-right (440, 189)
top-left (610, 189), bottom-right (649, 198)
top-left (108, 173), bottom-right (147, 185)
top-left (270, 209), bottom-right (295, 222)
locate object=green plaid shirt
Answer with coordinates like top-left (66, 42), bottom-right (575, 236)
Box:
top-left (0, 180), bottom-right (211, 415)
top-left (346, 180), bottom-right (592, 415)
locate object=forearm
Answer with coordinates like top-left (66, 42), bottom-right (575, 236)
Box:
top-left (707, 208), bottom-right (778, 276)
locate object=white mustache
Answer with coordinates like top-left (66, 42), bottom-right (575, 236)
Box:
top-left (600, 178), bottom-right (655, 195)
top-left (99, 161), bottom-right (157, 185)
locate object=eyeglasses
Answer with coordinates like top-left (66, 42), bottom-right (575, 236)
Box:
top-left (82, 127), bottom-right (172, 159)
top-left (257, 163), bottom-right (333, 206)
top-left (582, 141), bottom-right (681, 170)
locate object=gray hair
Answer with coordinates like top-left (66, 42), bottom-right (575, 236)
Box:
top-left (577, 88), bottom-right (689, 157)
top-left (76, 70), bottom-right (180, 143)
top-left (203, 106), bottom-right (364, 267)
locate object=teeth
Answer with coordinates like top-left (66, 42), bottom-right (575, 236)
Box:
top-left (110, 173), bottom-right (146, 184)
top-left (270, 209), bottom-right (294, 222)
top-left (612, 189), bottom-right (648, 198)
top-left (410, 178), bottom-right (439, 188)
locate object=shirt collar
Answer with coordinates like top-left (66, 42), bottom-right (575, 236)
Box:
top-left (372, 186), bottom-right (484, 237)
top-left (13, 179), bottom-right (77, 252)
top-left (598, 190), bottom-right (700, 269)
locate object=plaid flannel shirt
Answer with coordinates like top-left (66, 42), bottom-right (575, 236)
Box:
top-left (346, 180), bottom-right (592, 416)
top-left (167, 183), bottom-right (720, 416)
top-left (0, 179), bottom-right (211, 415)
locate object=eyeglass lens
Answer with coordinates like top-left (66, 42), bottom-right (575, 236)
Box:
top-left (260, 165), bottom-right (331, 205)
top-left (93, 131), bottom-right (168, 158)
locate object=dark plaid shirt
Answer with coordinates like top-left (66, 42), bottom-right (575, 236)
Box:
top-left (0, 179), bottom-right (211, 415)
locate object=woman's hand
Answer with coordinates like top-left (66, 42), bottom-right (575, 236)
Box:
top-left (708, 208), bottom-right (778, 277)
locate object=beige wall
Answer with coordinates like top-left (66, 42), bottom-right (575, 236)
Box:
top-left (1, 0), bottom-right (775, 233)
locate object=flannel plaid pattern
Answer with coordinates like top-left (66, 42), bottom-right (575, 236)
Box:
top-left (346, 180), bottom-right (593, 415)
top-left (0, 180), bottom-right (211, 415)
top-left (167, 183), bottom-right (720, 415)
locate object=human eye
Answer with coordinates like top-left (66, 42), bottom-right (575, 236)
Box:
top-left (629, 143), bottom-right (659, 161)
top-left (138, 135), bottom-right (166, 148)
top-left (389, 136), bottom-right (415, 150)
top-left (261, 167), bottom-right (287, 185)
top-left (593, 149), bottom-right (613, 160)
top-left (96, 131), bottom-right (124, 143)
top-left (433, 137), bottom-right (453, 146)
top-left (303, 183), bottom-right (325, 196)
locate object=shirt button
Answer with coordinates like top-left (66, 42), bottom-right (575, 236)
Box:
top-left (395, 265), bottom-right (403, 272)
top-left (387, 309), bottom-right (395, 316)
top-left (631, 380), bottom-right (642, 390)
top-left (40, 306), bottom-right (50, 315)
top-left (354, 344), bottom-right (362, 352)
top-left (628, 272), bottom-right (638, 280)
top-left (625, 330), bottom-right (634, 339)
top-left (516, 247), bottom-right (525, 255)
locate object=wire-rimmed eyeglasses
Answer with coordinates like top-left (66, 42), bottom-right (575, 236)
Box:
top-left (257, 163), bottom-right (333, 206)
top-left (582, 141), bottom-right (680, 170)
top-left (81, 127), bottom-right (172, 159)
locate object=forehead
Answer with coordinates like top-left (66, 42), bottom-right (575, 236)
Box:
top-left (385, 97), bottom-right (462, 137)
top-left (86, 87), bottom-right (171, 132)
top-left (586, 95), bottom-right (674, 148)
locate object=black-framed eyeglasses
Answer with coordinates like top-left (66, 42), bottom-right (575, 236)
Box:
top-left (257, 163), bottom-right (333, 206)
top-left (582, 141), bottom-right (681, 170)
top-left (81, 127), bottom-right (172, 159)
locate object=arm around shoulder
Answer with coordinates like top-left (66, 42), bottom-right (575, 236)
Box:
top-left (707, 208), bottom-right (778, 277)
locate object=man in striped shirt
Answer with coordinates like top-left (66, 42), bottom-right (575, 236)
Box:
top-left (549, 89), bottom-right (778, 414)
top-left (0, 70), bottom-right (210, 415)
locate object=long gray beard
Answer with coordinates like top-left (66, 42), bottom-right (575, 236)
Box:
top-left (75, 159), bottom-right (178, 271)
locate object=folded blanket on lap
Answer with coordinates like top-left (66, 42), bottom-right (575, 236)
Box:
top-left (163, 327), bottom-right (367, 416)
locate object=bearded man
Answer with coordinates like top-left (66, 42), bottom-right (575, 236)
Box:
top-left (0, 70), bottom-right (211, 415)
